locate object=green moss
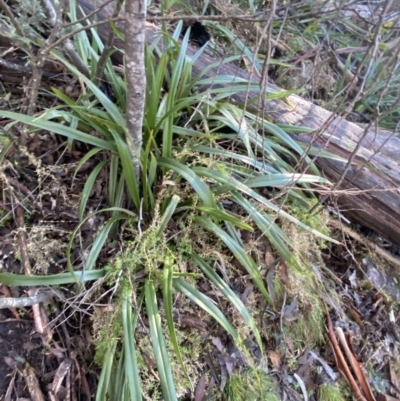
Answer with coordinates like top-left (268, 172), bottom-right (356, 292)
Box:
top-left (273, 263), bottom-right (326, 344)
top-left (0, 204), bottom-right (11, 227)
top-left (93, 307), bottom-right (123, 366)
top-left (286, 200), bottom-right (331, 250)
top-left (319, 383), bottom-right (348, 401)
top-left (105, 223), bottom-right (168, 286)
top-left (225, 370), bottom-right (279, 401)
top-left (287, 36), bottom-right (307, 53)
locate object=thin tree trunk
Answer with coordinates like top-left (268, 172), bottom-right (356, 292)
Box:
top-left (124, 0), bottom-right (146, 180)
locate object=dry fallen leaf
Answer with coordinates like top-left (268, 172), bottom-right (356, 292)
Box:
top-left (242, 57), bottom-right (261, 78)
top-left (341, 329), bottom-right (376, 401)
top-left (269, 350), bottom-right (282, 371)
top-left (279, 262), bottom-right (290, 288)
top-left (194, 373), bottom-right (206, 401)
top-left (211, 336), bottom-right (224, 352)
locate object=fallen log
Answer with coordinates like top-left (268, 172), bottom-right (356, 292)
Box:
top-left (82, 1), bottom-right (400, 246)
top-left (2, 1), bottom-right (400, 247)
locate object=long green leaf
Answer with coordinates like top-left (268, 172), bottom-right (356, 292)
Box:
top-left (50, 89), bottom-right (112, 137)
top-left (146, 51), bottom-right (168, 130)
top-left (0, 269), bottom-right (105, 286)
top-left (194, 216), bottom-right (272, 304)
top-left (162, 28), bottom-right (191, 159)
top-left (194, 167), bottom-right (339, 243)
top-left (195, 207), bottom-right (253, 231)
top-left (79, 160), bottom-right (108, 221)
top-left (162, 251), bottom-right (190, 385)
top-left (96, 341), bottom-right (117, 401)
top-left (157, 158), bottom-right (217, 209)
top-left (51, 51), bottom-right (126, 127)
top-left (110, 346), bottom-right (126, 401)
top-left (173, 277), bottom-right (240, 341)
top-left (192, 144), bottom-right (279, 174)
top-left (0, 111), bottom-right (116, 151)
top-left (157, 195), bottom-right (180, 237)
top-left (108, 153), bottom-right (120, 207)
top-left (110, 129), bottom-right (140, 208)
top-left (244, 173), bottom-right (329, 188)
top-left (122, 290), bottom-right (142, 400)
top-left (84, 215), bottom-right (127, 271)
top-left (232, 192), bottom-right (300, 269)
top-left (192, 252), bottom-right (263, 351)
top-left (145, 280), bottom-right (178, 401)
top-left (67, 207), bottom-right (137, 280)
top-left (73, 147), bottom-right (103, 181)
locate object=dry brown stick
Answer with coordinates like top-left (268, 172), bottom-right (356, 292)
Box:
top-left (4, 370), bottom-right (17, 401)
top-left (49, 358), bottom-right (73, 398)
top-left (325, 307), bottom-right (367, 401)
top-left (24, 364), bottom-right (46, 401)
top-left (0, 284), bottom-right (21, 318)
top-left (336, 327), bottom-right (377, 401)
top-left (328, 219), bottom-right (400, 271)
top-left (0, 57), bottom-right (32, 72)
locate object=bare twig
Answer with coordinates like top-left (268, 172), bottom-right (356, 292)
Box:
top-left (0, 291), bottom-right (53, 309)
top-left (0, 0), bottom-right (25, 38)
top-left (24, 364), bottom-right (46, 401)
top-left (146, 13), bottom-right (277, 23)
top-left (309, 0), bottom-right (395, 214)
top-left (0, 284), bottom-right (21, 318)
top-left (40, 0), bottom-right (57, 25)
top-left (328, 219), bottom-right (400, 271)
top-left (0, 58), bottom-right (32, 73)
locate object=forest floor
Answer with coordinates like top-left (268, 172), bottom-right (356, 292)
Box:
top-left (1, 0), bottom-right (400, 400)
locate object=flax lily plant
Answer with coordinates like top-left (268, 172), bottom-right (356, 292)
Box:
top-left (0, 20), bottom-right (338, 401)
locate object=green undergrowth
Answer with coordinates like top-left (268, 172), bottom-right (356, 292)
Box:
top-left (90, 194), bottom-right (338, 399)
top-left (319, 382), bottom-right (349, 401)
top-left (225, 370), bottom-right (280, 401)
top-left (273, 207), bottom-right (337, 345)
top-left (0, 3), bottom-right (347, 399)
top-left (1, 0), bottom-right (396, 398)
top-left (92, 209), bottom-right (255, 398)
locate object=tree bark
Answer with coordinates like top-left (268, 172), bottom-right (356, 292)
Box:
top-left (124, 0), bottom-right (146, 180)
